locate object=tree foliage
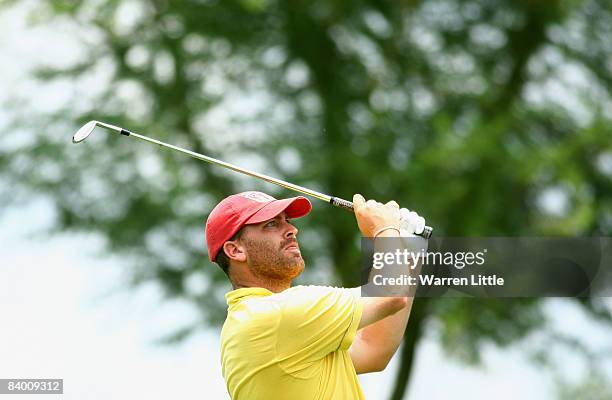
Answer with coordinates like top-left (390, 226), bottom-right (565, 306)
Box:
top-left (2, 0), bottom-right (611, 397)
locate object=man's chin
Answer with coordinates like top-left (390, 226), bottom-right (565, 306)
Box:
top-left (285, 259), bottom-right (305, 277)
top-left (249, 254), bottom-right (304, 280)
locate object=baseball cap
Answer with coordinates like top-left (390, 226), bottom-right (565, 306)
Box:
top-left (205, 191), bottom-right (312, 262)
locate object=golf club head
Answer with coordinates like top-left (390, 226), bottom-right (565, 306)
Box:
top-left (72, 121), bottom-right (98, 143)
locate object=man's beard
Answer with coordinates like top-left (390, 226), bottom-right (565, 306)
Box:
top-left (242, 236), bottom-right (305, 281)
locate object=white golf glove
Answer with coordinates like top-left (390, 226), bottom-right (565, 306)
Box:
top-left (399, 208), bottom-right (426, 237)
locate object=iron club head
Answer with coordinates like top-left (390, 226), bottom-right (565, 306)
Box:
top-left (72, 120), bottom-right (124, 143)
top-left (72, 121), bottom-right (98, 143)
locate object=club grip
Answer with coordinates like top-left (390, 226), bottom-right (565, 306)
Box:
top-left (329, 196), bottom-right (433, 239)
top-left (329, 196), bottom-right (354, 211)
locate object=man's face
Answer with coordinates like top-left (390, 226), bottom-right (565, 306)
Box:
top-left (238, 212), bottom-right (304, 281)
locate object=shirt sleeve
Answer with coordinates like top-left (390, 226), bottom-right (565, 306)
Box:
top-left (276, 285), bottom-right (363, 367)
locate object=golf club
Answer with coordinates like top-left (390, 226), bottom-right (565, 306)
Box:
top-left (73, 120), bottom-right (433, 238)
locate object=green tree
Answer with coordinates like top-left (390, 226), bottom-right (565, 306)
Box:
top-left (1, 0), bottom-right (611, 398)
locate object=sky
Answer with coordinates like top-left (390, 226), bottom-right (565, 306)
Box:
top-left (0, 1), bottom-right (610, 399)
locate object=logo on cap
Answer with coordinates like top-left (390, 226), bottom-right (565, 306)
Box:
top-left (239, 191), bottom-right (275, 203)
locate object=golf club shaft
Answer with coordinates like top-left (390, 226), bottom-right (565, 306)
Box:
top-left (129, 131), bottom-right (335, 203)
top-left (104, 123), bottom-right (433, 238)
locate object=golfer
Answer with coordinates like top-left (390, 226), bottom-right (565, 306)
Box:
top-left (205, 191), bottom-right (419, 399)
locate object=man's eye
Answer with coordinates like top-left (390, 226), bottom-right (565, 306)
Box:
top-left (265, 221), bottom-right (277, 227)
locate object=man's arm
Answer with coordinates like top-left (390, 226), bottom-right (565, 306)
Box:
top-left (348, 194), bottom-right (418, 374)
top-left (349, 296), bottom-right (412, 373)
top-left (349, 229), bottom-right (414, 374)
top-left (357, 295), bottom-right (408, 331)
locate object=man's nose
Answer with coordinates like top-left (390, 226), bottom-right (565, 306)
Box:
top-left (284, 222), bottom-right (298, 238)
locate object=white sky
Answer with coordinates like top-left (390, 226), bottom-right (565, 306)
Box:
top-left (1, 2), bottom-right (610, 399)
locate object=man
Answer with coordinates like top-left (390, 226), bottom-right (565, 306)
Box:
top-left (205, 190), bottom-right (420, 399)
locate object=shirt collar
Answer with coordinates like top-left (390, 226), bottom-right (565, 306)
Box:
top-left (225, 287), bottom-right (273, 306)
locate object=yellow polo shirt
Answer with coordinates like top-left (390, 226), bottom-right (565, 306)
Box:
top-left (220, 285), bottom-right (364, 399)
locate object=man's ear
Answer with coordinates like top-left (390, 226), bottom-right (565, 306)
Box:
top-left (223, 240), bottom-right (247, 263)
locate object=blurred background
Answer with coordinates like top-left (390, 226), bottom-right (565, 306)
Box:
top-left (1, 0), bottom-right (612, 398)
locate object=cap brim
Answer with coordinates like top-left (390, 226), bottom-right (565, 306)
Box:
top-left (244, 196), bottom-right (312, 224)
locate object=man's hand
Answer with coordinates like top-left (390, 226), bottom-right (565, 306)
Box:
top-left (352, 194), bottom-right (401, 237)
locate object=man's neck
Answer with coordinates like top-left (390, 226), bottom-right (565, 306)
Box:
top-left (232, 276), bottom-right (292, 293)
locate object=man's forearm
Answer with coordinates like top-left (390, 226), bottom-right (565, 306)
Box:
top-left (358, 229), bottom-right (420, 366)
top-left (356, 295), bottom-right (413, 363)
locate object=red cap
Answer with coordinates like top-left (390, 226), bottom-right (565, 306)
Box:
top-left (205, 191), bottom-right (312, 262)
